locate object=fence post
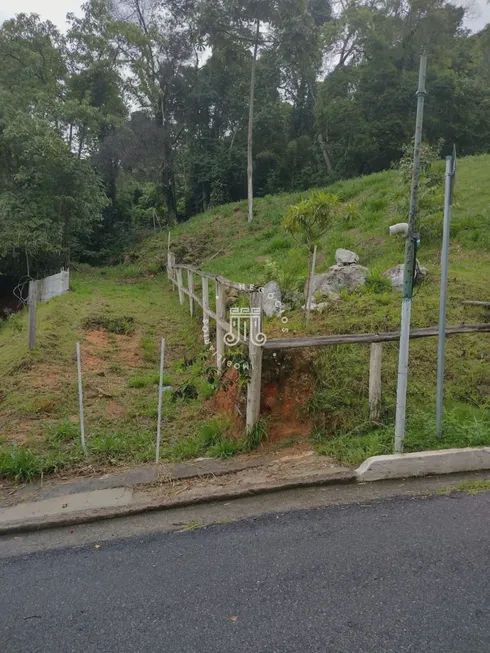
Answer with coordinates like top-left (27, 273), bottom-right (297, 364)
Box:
top-left (246, 291), bottom-right (264, 432)
top-left (76, 342), bottom-right (88, 457)
top-left (369, 342), bottom-right (382, 422)
top-left (187, 270), bottom-right (194, 317)
top-left (28, 280), bottom-right (39, 351)
top-left (176, 268), bottom-right (184, 305)
top-left (216, 280), bottom-right (226, 371)
top-left (202, 277), bottom-right (209, 344)
top-left (155, 338), bottom-right (165, 464)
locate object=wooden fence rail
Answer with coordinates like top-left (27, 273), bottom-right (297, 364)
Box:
top-left (168, 252), bottom-right (262, 431)
top-left (167, 252), bottom-right (490, 433)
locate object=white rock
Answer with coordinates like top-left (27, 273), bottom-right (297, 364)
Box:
top-left (335, 248), bottom-right (359, 265)
top-left (262, 281), bottom-right (282, 318)
top-left (307, 265), bottom-right (368, 298)
top-left (382, 263), bottom-right (428, 291)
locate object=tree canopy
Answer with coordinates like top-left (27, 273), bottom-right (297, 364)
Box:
top-left (1, 0), bottom-right (489, 274)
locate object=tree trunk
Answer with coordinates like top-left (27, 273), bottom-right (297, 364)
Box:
top-left (318, 133), bottom-right (333, 173)
top-left (162, 164), bottom-right (177, 223)
top-left (157, 102), bottom-right (178, 223)
top-left (247, 19), bottom-right (260, 224)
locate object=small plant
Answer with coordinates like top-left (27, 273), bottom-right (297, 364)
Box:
top-left (243, 419), bottom-right (268, 451)
top-left (140, 334), bottom-right (157, 362)
top-left (0, 445), bottom-right (41, 481)
top-left (128, 374), bottom-right (172, 388)
top-left (284, 191), bottom-right (340, 252)
top-left (83, 315), bottom-right (135, 335)
top-left (365, 273), bottom-right (392, 294)
top-left (284, 192), bottom-right (342, 305)
top-left (48, 420), bottom-right (79, 442)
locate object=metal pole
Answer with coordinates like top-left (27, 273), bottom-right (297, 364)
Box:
top-left (436, 150), bottom-right (456, 437)
top-left (155, 338), bottom-right (166, 464)
top-left (306, 245), bottom-right (318, 329)
top-left (394, 54), bottom-right (427, 453)
top-left (76, 342), bottom-right (88, 457)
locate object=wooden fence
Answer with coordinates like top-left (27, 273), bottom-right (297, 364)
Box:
top-left (167, 252), bottom-right (490, 429)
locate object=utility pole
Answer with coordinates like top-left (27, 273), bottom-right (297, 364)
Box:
top-left (394, 55), bottom-right (427, 454)
top-left (436, 147), bottom-right (456, 438)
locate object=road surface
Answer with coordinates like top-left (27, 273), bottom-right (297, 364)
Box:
top-left (1, 491), bottom-right (489, 652)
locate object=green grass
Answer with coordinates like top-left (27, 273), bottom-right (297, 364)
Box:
top-left (454, 480), bottom-right (490, 495)
top-left (134, 154), bottom-right (490, 465)
top-left (1, 154), bottom-right (489, 478)
top-left (0, 267), bottom-right (232, 479)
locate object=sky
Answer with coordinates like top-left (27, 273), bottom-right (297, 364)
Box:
top-left (0, 0), bottom-right (489, 32)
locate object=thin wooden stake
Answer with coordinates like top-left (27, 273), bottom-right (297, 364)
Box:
top-left (76, 342), bottom-right (88, 457)
top-left (155, 338), bottom-right (166, 464)
top-left (369, 343), bottom-right (382, 421)
top-left (306, 245), bottom-right (317, 328)
top-left (28, 280), bottom-right (38, 351)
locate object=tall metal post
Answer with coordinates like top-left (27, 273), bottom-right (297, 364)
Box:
top-left (436, 149), bottom-right (456, 438)
top-left (76, 342), bottom-right (88, 458)
top-left (394, 55), bottom-right (427, 453)
top-left (155, 338), bottom-right (166, 464)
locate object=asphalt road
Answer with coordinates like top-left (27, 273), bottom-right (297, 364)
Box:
top-left (1, 492), bottom-right (489, 653)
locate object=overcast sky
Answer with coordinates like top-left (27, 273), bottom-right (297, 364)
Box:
top-left (0, 0), bottom-right (489, 33)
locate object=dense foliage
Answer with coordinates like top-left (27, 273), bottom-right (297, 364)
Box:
top-left (1, 0), bottom-right (489, 274)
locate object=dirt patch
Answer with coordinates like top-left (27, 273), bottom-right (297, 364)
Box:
top-left (213, 367), bottom-right (244, 425)
top-left (261, 350), bottom-right (314, 442)
top-left (106, 402), bottom-right (126, 419)
top-left (83, 329), bottom-right (141, 372)
top-left (115, 333), bottom-right (141, 368)
top-left (85, 329), bottom-right (109, 347)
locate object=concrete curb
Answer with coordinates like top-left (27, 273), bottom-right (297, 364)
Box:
top-left (0, 470), bottom-right (356, 536)
top-left (356, 447), bottom-right (490, 482)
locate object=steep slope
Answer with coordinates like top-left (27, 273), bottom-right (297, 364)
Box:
top-left (137, 154), bottom-right (490, 463)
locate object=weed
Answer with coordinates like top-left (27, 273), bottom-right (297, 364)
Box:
top-left (243, 419), bottom-right (268, 451)
top-left (317, 408), bottom-right (490, 466)
top-left (0, 446), bottom-right (42, 481)
top-left (83, 315), bottom-right (135, 335)
top-left (48, 420), bottom-right (80, 442)
top-left (140, 334), bottom-right (157, 363)
top-left (454, 480), bottom-right (490, 495)
top-left (128, 374), bottom-right (172, 389)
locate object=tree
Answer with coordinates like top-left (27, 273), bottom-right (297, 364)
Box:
top-left (105, 0), bottom-right (199, 222)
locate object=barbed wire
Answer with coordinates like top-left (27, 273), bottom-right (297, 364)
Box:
top-left (13, 276), bottom-right (33, 307)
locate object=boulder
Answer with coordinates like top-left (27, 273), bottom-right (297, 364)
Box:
top-left (262, 281), bottom-right (282, 317)
top-left (382, 263), bottom-right (429, 291)
top-left (307, 264), bottom-right (368, 298)
top-left (335, 248), bottom-right (359, 265)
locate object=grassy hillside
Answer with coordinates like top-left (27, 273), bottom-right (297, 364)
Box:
top-left (136, 154), bottom-right (490, 463)
top-left (0, 269), bottom-right (245, 479)
top-left (1, 154), bottom-right (489, 477)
